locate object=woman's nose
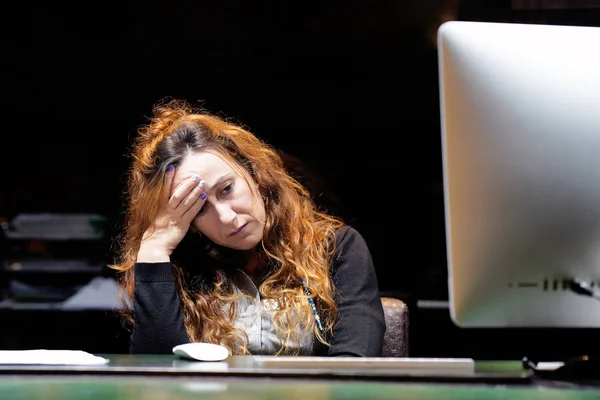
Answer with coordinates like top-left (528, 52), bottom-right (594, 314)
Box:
top-left (215, 203), bottom-right (236, 224)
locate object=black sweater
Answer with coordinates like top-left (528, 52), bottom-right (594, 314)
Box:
top-left (130, 225), bottom-right (386, 356)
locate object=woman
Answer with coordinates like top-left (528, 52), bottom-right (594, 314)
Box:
top-left (110, 98), bottom-right (385, 356)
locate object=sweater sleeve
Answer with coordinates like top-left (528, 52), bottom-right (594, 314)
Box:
top-left (327, 226), bottom-right (386, 357)
top-left (129, 262), bottom-right (190, 354)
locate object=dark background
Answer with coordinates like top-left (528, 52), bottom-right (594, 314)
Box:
top-left (2, 0), bottom-right (600, 359)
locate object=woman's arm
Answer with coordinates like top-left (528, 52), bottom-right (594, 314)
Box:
top-left (327, 226), bottom-right (386, 357)
top-left (129, 262), bottom-right (190, 354)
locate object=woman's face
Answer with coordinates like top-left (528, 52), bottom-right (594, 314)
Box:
top-left (174, 150), bottom-right (266, 250)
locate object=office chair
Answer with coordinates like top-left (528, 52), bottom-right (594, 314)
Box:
top-left (381, 297), bottom-right (409, 357)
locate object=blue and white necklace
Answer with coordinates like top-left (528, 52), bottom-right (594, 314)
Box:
top-left (301, 278), bottom-right (324, 332)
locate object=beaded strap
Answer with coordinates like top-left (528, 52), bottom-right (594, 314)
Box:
top-left (301, 278), bottom-right (324, 332)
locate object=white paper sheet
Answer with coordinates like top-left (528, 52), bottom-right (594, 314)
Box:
top-left (0, 350), bottom-right (109, 365)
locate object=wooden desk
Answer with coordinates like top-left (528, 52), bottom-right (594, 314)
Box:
top-left (0, 355), bottom-right (598, 399)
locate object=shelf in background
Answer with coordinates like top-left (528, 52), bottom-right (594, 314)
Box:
top-left (0, 299), bottom-right (118, 312)
top-left (4, 261), bottom-right (105, 274)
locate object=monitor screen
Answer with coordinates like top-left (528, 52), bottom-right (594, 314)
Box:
top-left (438, 20), bottom-right (600, 327)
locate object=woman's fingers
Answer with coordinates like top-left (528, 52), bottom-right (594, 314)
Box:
top-left (161, 164), bottom-right (176, 204)
top-left (168, 174), bottom-right (202, 212)
top-left (147, 168), bottom-right (204, 250)
top-left (180, 180), bottom-right (207, 216)
top-left (182, 187), bottom-right (207, 222)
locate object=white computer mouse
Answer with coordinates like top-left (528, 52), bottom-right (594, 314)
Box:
top-left (172, 342), bottom-right (230, 362)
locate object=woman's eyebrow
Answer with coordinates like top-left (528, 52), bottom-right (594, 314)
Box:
top-left (206, 174), bottom-right (232, 193)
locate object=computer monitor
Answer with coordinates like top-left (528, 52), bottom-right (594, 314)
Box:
top-left (438, 20), bottom-right (600, 328)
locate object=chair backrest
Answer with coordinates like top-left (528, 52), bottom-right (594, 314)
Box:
top-left (380, 297), bottom-right (409, 357)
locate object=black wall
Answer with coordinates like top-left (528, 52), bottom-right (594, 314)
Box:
top-left (1, 0), bottom-right (451, 298)
top-left (2, 0), bottom-right (600, 358)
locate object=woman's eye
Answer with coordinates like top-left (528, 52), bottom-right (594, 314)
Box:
top-left (222, 183), bottom-right (233, 195)
top-left (197, 204), bottom-right (207, 217)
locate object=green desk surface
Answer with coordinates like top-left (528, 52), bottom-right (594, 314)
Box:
top-left (1, 356), bottom-right (599, 400)
top-left (1, 374), bottom-right (599, 400)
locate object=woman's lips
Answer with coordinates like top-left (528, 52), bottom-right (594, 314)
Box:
top-left (229, 223), bottom-right (248, 237)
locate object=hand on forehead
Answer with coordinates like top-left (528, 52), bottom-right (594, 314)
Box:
top-left (169, 151), bottom-right (236, 194)
top-left (171, 171), bottom-right (201, 192)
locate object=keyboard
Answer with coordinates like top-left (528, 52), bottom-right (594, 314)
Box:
top-left (252, 356), bottom-right (475, 375)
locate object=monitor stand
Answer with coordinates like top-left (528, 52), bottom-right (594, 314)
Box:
top-left (523, 278), bottom-right (600, 381)
top-left (525, 355), bottom-right (600, 381)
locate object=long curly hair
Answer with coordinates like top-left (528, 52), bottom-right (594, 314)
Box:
top-left (110, 98), bottom-right (344, 355)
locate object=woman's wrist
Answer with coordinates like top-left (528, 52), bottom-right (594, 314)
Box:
top-left (137, 241), bottom-right (171, 262)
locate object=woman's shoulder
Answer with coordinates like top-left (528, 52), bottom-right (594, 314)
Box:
top-left (333, 224), bottom-right (369, 251)
top-left (334, 223), bottom-right (363, 239)
top-left (329, 224), bottom-right (374, 276)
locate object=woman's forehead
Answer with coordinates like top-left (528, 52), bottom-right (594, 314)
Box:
top-left (172, 151), bottom-right (239, 186)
